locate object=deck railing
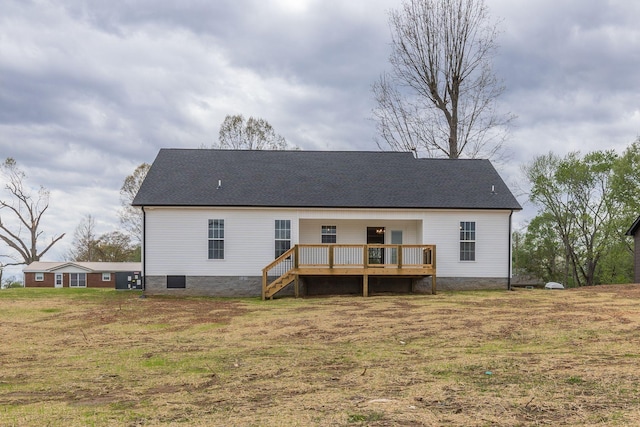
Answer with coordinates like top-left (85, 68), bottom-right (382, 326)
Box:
top-left (296, 244), bottom-right (435, 269)
top-left (262, 244), bottom-right (436, 299)
top-left (262, 246), bottom-right (297, 287)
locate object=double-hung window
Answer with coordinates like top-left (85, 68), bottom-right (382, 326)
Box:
top-left (321, 225), bottom-right (337, 243)
top-left (275, 220), bottom-right (291, 258)
top-left (208, 219), bottom-right (224, 259)
top-left (70, 273), bottom-right (87, 288)
top-left (459, 221), bottom-right (476, 261)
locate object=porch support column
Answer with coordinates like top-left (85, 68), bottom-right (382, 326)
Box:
top-left (294, 274), bottom-right (299, 298)
top-left (363, 274), bottom-right (369, 297)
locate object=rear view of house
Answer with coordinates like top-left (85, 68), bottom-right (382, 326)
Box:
top-left (24, 262), bottom-right (142, 289)
top-left (133, 149), bottom-right (521, 297)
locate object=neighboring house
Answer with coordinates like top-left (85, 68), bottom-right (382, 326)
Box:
top-left (133, 149), bottom-right (522, 298)
top-left (626, 215), bottom-right (640, 283)
top-left (24, 262), bottom-right (142, 289)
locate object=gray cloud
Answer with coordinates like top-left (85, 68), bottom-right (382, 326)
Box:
top-left (0, 0), bottom-right (638, 275)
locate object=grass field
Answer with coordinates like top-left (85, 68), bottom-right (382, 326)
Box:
top-left (1, 286), bottom-right (640, 426)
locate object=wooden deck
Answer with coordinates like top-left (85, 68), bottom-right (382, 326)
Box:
top-left (262, 244), bottom-right (436, 299)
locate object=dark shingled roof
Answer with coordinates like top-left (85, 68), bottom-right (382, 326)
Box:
top-left (132, 149), bottom-right (522, 210)
top-left (626, 215), bottom-right (640, 236)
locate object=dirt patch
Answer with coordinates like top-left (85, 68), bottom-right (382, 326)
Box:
top-left (2, 287), bottom-right (640, 426)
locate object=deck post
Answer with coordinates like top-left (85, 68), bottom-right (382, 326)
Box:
top-left (262, 270), bottom-right (267, 300)
top-left (432, 246), bottom-right (437, 295)
top-left (397, 245), bottom-right (403, 269)
top-left (294, 274), bottom-right (299, 298)
top-left (363, 245), bottom-right (368, 268)
top-left (363, 274), bottom-right (369, 297)
top-left (328, 245), bottom-right (334, 269)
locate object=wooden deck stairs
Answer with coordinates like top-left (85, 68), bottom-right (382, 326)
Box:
top-left (263, 271), bottom-right (297, 299)
top-left (262, 244), bottom-right (436, 300)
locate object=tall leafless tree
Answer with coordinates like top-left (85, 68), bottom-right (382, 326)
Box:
top-left (119, 163), bottom-right (150, 244)
top-left (372, 0), bottom-right (512, 159)
top-left (66, 214), bottom-right (98, 261)
top-left (214, 114), bottom-right (294, 150)
top-left (0, 158), bottom-right (65, 266)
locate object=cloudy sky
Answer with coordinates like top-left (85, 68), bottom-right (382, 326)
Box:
top-left (1, 0), bottom-right (639, 276)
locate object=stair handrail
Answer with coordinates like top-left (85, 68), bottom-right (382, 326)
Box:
top-left (262, 245), bottom-right (297, 299)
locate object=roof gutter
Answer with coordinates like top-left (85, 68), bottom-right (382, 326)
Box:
top-left (142, 206), bottom-right (146, 293)
top-left (508, 210), bottom-right (514, 291)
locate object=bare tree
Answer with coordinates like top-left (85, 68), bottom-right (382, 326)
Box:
top-left (67, 214), bottom-right (98, 261)
top-left (120, 163), bottom-right (150, 244)
top-left (372, 0), bottom-right (512, 159)
top-left (68, 215), bottom-right (139, 262)
top-left (214, 114), bottom-right (295, 150)
top-left (0, 158), bottom-right (65, 266)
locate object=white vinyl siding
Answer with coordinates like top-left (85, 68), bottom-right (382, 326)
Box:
top-left (299, 219), bottom-right (419, 245)
top-left (143, 207), bottom-right (512, 279)
top-left (144, 208), bottom-right (298, 277)
top-left (423, 210), bottom-right (511, 278)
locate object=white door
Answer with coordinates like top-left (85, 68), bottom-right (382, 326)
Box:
top-left (54, 273), bottom-right (63, 288)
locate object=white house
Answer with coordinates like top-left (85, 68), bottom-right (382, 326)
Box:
top-left (132, 149), bottom-right (521, 298)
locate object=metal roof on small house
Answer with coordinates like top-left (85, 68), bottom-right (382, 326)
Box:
top-left (133, 149), bottom-right (522, 210)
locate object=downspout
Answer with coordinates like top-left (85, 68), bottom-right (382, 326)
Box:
top-left (142, 206), bottom-right (146, 292)
top-left (508, 210), bottom-right (513, 291)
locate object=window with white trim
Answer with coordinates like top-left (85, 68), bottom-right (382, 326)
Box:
top-left (70, 273), bottom-right (87, 288)
top-left (208, 219), bottom-right (225, 259)
top-left (35, 272), bottom-right (44, 281)
top-left (275, 220), bottom-right (291, 258)
top-left (459, 221), bottom-right (476, 261)
top-left (321, 225), bottom-right (336, 243)
top-left (102, 272), bottom-right (111, 281)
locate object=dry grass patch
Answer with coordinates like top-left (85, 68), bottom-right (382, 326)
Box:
top-left (0, 286), bottom-right (639, 426)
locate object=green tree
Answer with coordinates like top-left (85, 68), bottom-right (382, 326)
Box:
top-left (612, 138), bottom-right (640, 245)
top-left (524, 150), bottom-right (623, 286)
top-left (0, 158), bottom-right (65, 266)
top-left (514, 214), bottom-right (567, 284)
top-left (596, 238), bottom-right (633, 284)
top-left (68, 215), bottom-right (139, 263)
top-left (94, 231), bottom-right (139, 262)
top-left (372, 0), bottom-right (512, 159)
